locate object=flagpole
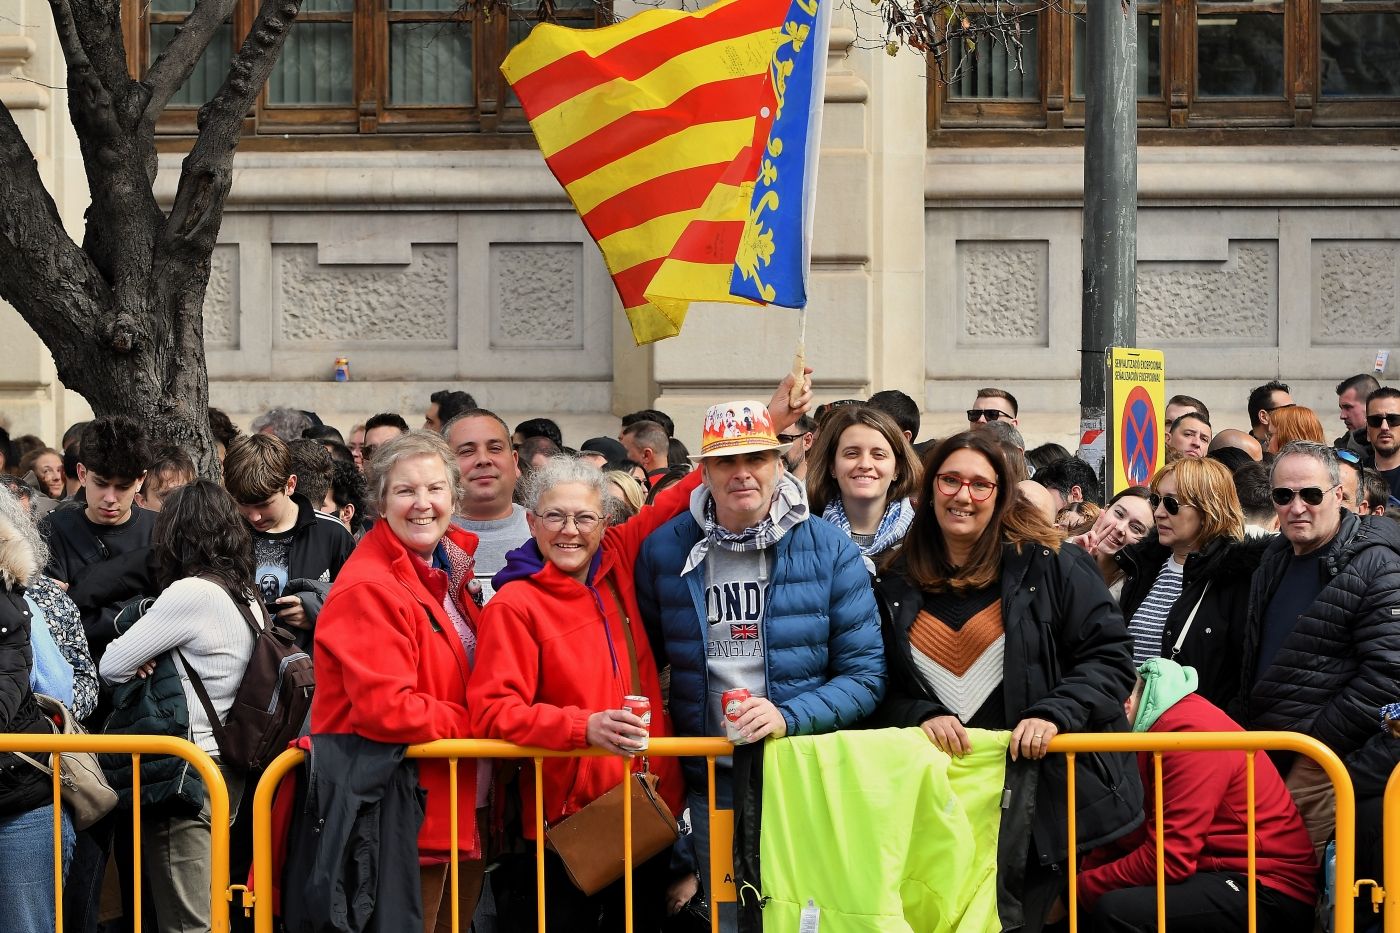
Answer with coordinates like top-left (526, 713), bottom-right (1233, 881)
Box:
top-left (788, 304), bottom-right (807, 407)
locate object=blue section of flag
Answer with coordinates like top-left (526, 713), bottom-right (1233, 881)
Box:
top-left (728, 0), bottom-right (829, 309)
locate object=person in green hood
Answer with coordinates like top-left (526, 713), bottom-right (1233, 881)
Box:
top-left (1072, 659), bottom-right (1318, 933)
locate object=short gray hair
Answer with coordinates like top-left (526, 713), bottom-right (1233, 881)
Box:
top-left (0, 484), bottom-right (43, 586)
top-left (365, 430), bottom-right (461, 510)
top-left (1270, 440), bottom-right (1341, 487)
top-left (522, 455), bottom-right (615, 516)
top-left (250, 407), bottom-right (313, 443)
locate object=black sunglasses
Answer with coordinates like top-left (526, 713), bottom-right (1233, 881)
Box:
top-left (1148, 493), bottom-right (1191, 515)
top-left (967, 408), bottom-right (1012, 423)
top-left (1271, 485), bottom-right (1339, 507)
top-left (1368, 413), bottom-right (1400, 429)
top-left (1336, 449), bottom-right (1362, 467)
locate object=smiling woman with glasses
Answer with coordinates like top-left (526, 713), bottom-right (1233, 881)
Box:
top-left (1116, 457), bottom-right (1267, 710)
top-left (871, 430), bottom-right (1142, 933)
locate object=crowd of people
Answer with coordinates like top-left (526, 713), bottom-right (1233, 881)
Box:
top-left (0, 369), bottom-right (1394, 933)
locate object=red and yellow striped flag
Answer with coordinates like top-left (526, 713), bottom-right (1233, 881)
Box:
top-left (502, 0), bottom-right (791, 344)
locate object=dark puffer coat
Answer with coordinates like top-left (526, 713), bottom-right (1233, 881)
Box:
top-left (0, 584), bottom-right (58, 817)
top-left (873, 542), bottom-right (1144, 864)
top-left (1242, 511), bottom-right (1400, 758)
top-left (100, 650), bottom-right (204, 816)
top-left (1117, 532), bottom-right (1270, 709)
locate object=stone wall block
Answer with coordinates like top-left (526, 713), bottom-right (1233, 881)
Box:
top-left (1137, 241), bottom-right (1279, 346)
top-left (956, 240), bottom-right (1049, 346)
top-left (203, 244), bottom-right (240, 349)
top-left (1313, 241), bottom-right (1399, 345)
top-left (489, 243), bottom-right (583, 349)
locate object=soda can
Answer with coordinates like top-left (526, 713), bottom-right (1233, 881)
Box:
top-left (334, 357), bottom-right (351, 382)
top-left (622, 695), bottom-right (651, 750)
top-left (722, 687), bottom-right (751, 744)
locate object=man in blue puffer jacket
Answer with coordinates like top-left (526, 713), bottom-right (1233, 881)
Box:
top-left (636, 398), bottom-right (885, 924)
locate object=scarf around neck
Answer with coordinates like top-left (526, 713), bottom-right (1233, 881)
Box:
top-left (822, 496), bottom-right (914, 571)
top-left (682, 472), bottom-right (809, 575)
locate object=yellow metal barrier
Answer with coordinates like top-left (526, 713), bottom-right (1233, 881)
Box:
top-left (1380, 763), bottom-right (1400, 932)
top-left (0, 733), bottom-right (230, 933)
top-left (249, 736), bottom-right (734, 933)
top-left (248, 731), bottom-right (1363, 933)
top-left (1051, 731), bottom-right (1359, 933)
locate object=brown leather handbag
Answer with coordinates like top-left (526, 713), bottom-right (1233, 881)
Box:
top-left (544, 579), bottom-right (679, 895)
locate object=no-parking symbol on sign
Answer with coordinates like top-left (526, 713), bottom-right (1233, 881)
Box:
top-left (1109, 348), bottom-right (1166, 496)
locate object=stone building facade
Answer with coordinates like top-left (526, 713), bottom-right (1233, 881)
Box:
top-left (4, 2), bottom-right (1399, 450)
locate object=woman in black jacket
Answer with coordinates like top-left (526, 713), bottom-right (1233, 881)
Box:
top-left (872, 432), bottom-right (1142, 933)
top-left (0, 485), bottom-right (75, 933)
top-left (1116, 456), bottom-right (1267, 709)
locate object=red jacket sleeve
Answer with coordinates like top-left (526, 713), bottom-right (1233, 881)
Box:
top-left (467, 598), bottom-right (591, 750)
top-left (316, 581), bottom-right (470, 744)
top-left (604, 468), bottom-right (703, 565)
top-left (1077, 748), bottom-right (1235, 910)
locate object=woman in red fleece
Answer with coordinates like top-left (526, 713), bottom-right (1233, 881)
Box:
top-left (468, 455), bottom-right (702, 931)
top-left (312, 431), bottom-right (487, 933)
top-left (1077, 660), bottom-right (1317, 933)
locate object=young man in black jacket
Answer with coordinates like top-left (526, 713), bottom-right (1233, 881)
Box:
top-left (223, 433), bottom-right (355, 650)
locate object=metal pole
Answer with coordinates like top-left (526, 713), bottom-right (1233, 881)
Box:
top-left (1079, 0), bottom-right (1138, 499)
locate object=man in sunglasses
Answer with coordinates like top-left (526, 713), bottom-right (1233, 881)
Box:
top-left (967, 387), bottom-right (1019, 430)
top-left (1366, 387), bottom-right (1400, 504)
top-left (1240, 440), bottom-right (1400, 862)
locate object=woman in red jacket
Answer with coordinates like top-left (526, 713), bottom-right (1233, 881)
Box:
top-left (312, 431), bottom-right (487, 933)
top-left (468, 454), bottom-right (702, 931)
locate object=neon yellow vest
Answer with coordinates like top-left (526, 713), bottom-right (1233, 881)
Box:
top-left (759, 728), bottom-right (1009, 932)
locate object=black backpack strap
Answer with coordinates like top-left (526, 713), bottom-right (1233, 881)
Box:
top-left (178, 577), bottom-right (269, 750)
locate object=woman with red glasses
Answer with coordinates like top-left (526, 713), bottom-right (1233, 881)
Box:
top-left (870, 430), bottom-right (1141, 933)
top-left (1116, 456), bottom-right (1267, 709)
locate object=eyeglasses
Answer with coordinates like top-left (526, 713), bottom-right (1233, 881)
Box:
top-left (1270, 485), bottom-right (1339, 507)
top-left (1265, 402), bottom-right (1296, 413)
top-left (1148, 493), bottom-right (1193, 515)
top-left (777, 432), bottom-right (808, 443)
top-left (361, 444), bottom-right (379, 460)
top-left (967, 409), bottom-right (1013, 423)
top-left (1368, 413), bottom-right (1400, 429)
top-left (534, 510), bottom-right (603, 533)
top-left (1337, 449), bottom-right (1362, 467)
top-left (935, 473), bottom-right (998, 501)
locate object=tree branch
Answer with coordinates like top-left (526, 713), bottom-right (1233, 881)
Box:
top-left (46, 0), bottom-right (124, 142)
top-left (69, 0), bottom-right (139, 115)
top-left (0, 102), bottom-right (108, 378)
top-left (165, 0), bottom-right (303, 256)
top-left (141, 0), bottom-right (241, 135)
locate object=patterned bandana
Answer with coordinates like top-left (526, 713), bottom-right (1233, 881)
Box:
top-left (682, 472), bottom-right (809, 575)
top-left (821, 496), bottom-right (915, 571)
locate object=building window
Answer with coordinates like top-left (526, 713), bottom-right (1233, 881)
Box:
top-left (125, 0), bottom-right (607, 136)
top-left (930, 0), bottom-right (1400, 134)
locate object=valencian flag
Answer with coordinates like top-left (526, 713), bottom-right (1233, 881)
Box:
top-left (501, 0), bottom-right (831, 344)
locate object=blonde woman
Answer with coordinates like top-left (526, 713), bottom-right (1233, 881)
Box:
top-left (1117, 457), bottom-right (1267, 708)
top-left (604, 469), bottom-right (646, 523)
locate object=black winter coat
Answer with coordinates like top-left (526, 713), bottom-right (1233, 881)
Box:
top-left (264, 495), bottom-right (356, 652)
top-left (1116, 532), bottom-right (1270, 709)
top-left (872, 542), bottom-right (1144, 864)
top-left (282, 734), bottom-right (426, 933)
top-left (1242, 511), bottom-right (1400, 758)
top-left (0, 585), bottom-right (59, 817)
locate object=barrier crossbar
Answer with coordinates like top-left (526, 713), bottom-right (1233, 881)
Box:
top-left (1051, 731), bottom-right (1360, 933)
top-left (248, 732), bottom-right (1362, 933)
top-left (0, 733), bottom-right (230, 933)
top-left (249, 736), bottom-right (735, 933)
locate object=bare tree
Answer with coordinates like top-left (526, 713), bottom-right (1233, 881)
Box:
top-left (0, 0), bottom-right (305, 477)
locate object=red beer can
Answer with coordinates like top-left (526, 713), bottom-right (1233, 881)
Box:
top-left (722, 688), bottom-right (751, 744)
top-left (622, 695), bottom-right (651, 750)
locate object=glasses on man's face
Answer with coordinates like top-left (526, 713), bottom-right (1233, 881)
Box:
top-left (777, 432), bottom-right (809, 444)
top-left (1265, 402), bottom-right (1296, 413)
top-left (534, 510), bottom-right (603, 533)
top-left (361, 444), bottom-right (379, 461)
top-left (1270, 485), bottom-right (1338, 507)
top-left (967, 408), bottom-right (1012, 423)
top-left (935, 472), bottom-right (998, 501)
top-left (1368, 413), bottom-right (1400, 429)
top-left (1148, 493), bottom-right (1191, 515)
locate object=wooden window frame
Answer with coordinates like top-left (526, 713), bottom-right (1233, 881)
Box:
top-left (124, 0), bottom-right (608, 138)
top-left (929, 0), bottom-right (1400, 138)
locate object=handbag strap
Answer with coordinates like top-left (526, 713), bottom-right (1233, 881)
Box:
top-left (1170, 581), bottom-right (1211, 659)
top-left (604, 578), bottom-right (642, 696)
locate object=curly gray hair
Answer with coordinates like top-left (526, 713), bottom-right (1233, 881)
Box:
top-left (522, 455), bottom-right (621, 520)
top-left (0, 484), bottom-right (44, 586)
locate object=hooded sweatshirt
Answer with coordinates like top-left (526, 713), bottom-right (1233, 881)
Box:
top-left (1079, 660), bottom-right (1316, 910)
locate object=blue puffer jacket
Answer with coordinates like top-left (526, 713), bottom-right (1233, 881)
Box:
top-left (635, 508), bottom-right (886, 780)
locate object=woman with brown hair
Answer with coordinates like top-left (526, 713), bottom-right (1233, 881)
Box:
top-left (1069, 486), bottom-right (1154, 599)
top-left (1117, 456), bottom-right (1268, 708)
top-left (806, 405), bottom-right (921, 571)
top-left (1267, 405), bottom-right (1327, 454)
top-left (872, 430), bottom-right (1140, 933)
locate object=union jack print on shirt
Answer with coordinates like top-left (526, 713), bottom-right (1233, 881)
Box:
top-left (730, 623), bottom-right (759, 640)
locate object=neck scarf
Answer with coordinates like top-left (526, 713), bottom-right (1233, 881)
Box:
top-left (822, 496), bottom-right (915, 571)
top-left (682, 472), bottom-right (809, 575)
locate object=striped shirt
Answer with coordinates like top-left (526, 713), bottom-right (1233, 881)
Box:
top-left (1127, 556), bottom-right (1185, 666)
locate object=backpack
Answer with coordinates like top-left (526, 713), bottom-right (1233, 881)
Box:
top-left (177, 578), bottom-right (315, 771)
